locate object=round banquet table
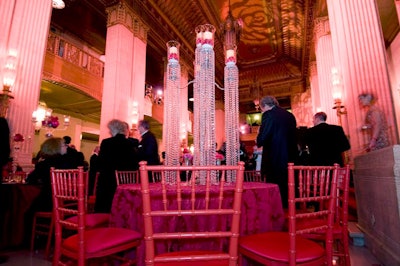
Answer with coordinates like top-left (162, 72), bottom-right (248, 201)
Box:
top-left (0, 183), bottom-right (42, 250)
top-left (110, 182), bottom-right (285, 266)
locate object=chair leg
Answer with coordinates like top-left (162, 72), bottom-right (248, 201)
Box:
top-left (30, 212), bottom-right (53, 259)
top-left (342, 236), bottom-right (351, 266)
top-left (44, 216), bottom-right (54, 259)
top-left (30, 213), bottom-right (38, 253)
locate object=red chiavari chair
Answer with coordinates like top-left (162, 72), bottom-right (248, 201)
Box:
top-left (299, 165), bottom-right (351, 265)
top-left (238, 163), bottom-right (339, 266)
top-left (51, 167), bottom-right (141, 266)
top-left (139, 161), bottom-right (245, 266)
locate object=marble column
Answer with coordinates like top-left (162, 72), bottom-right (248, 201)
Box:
top-left (309, 61), bottom-right (320, 115)
top-left (396, 0), bottom-right (400, 25)
top-left (101, 1), bottom-right (149, 141)
top-left (327, 0), bottom-right (399, 157)
top-left (314, 17), bottom-right (338, 126)
top-left (0, 0), bottom-right (52, 169)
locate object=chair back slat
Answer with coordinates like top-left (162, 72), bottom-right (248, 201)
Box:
top-left (139, 161), bottom-right (245, 266)
top-left (243, 170), bottom-right (263, 182)
top-left (115, 170), bottom-right (139, 185)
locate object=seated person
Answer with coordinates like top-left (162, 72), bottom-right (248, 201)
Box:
top-left (26, 137), bottom-right (70, 212)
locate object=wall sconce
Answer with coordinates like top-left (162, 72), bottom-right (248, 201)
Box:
top-left (249, 76), bottom-right (262, 111)
top-left (52, 0), bottom-right (65, 9)
top-left (32, 102), bottom-right (70, 136)
top-left (246, 112), bottom-right (262, 126)
top-left (145, 84), bottom-right (163, 105)
top-left (331, 67), bottom-right (347, 126)
top-left (131, 101), bottom-right (139, 131)
top-left (220, 2), bottom-right (242, 51)
top-left (240, 124), bottom-right (250, 134)
top-left (0, 50), bottom-right (18, 117)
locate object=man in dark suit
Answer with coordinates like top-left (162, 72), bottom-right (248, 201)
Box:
top-left (305, 112), bottom-right (350, 166)
top-left (0, 118), bottom-right (10, 179)
top-left (94, 119), bottom-right (138, 213)
top-left (62, 135), bottom-right (85, 169)
top-left (138, 120), bottom-right (160, 166)
top-left (0, 118), bottom-right (10, 263)
top-left (256, 96), bottom-right (298, 208)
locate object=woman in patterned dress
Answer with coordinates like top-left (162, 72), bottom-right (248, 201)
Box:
top-left (359, 93), bottom-right (390, 151)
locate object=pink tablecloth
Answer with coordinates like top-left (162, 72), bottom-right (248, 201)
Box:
top-left (0, 183), bottom-right (42, 249)
top-left (110, 182), bottom-right (284, 265)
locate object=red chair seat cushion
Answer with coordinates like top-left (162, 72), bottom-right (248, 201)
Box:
top-left (239, 232), bottom-right (325, 263)
top-left (155, 250), bottom-right (229, 266)
top-left (65, 213), bottom-right (109, 228)
top-left (63, 227), bottom-right (141, 255)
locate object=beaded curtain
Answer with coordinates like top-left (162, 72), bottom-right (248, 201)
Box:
top-left (164, 41), bottom-right (181, 183)
top-left (224, 58), bottom-right (240, 182)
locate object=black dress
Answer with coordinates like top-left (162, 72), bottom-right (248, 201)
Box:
top-left (94, 134), bottom-right (138, 213)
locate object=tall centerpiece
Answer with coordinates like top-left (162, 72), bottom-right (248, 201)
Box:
top-left (194, 24), bottom-right (217, 184)
top-left (12, 133), bottom-right (24, 174)
top-left (164, 41), bottom-right (182, 183)
top-left (221, 7), bottom-right (242, 182)
top-left (42, 115), bottom-right (59, 137)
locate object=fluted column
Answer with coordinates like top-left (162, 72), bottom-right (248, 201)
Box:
top-left (327, 0), bottom-right (398, 156)
top-left (314, 17), bottom-right (338, 125)
top-left (309, 61), bottom-right (320, 114)
top-left (396, 0), bottom-right (400, 25)
top-left (0, 0), bottom-right (52, 169)
top-left (101, 1), bottom-right (149, 141)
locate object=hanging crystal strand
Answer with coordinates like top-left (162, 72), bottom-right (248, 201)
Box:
top-left (224, 46), bottom-right (239, 182)
top-left (164, 41), bottom-right (181, 184)
top-left (193, 25), bottom-right (203, 179)
top-left (197, 24), bottom-right (217, 184)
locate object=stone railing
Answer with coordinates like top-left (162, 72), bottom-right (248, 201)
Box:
top-left (43, 32), bottom-right (104, 101)
top-left (46, 32), bottom-right (104, 78)
top-left (354, 145), bottom-right (400, 266)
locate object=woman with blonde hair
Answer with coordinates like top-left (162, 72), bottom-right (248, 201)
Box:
top-left (26, 137), bottom-right (69, 211)
top-left (359, 93), bottom-right (390, 151)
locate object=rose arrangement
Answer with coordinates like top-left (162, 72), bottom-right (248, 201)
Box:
top-left (215, 153), bottom-right (225, 161)
top-left (42, 116), bottom-right (59, 128)
top-left (183, 153), bottom-right (193, 161)
top-left (13, 133), bottom-right (24, 142)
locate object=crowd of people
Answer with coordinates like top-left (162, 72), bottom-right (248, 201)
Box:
top-left (15, 118), bottom-right (160, 220)
top-left (254, 93), bottom-right (389, 207)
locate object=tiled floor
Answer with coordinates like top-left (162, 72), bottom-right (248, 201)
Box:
top-left (0, 243), bottom-right (383, 266)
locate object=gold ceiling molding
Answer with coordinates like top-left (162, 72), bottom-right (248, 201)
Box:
top-left (106, 1), bottom-right (149, 42)
top-left (314, 16), bottom-right (330, 39)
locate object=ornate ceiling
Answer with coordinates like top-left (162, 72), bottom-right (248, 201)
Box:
top-left (46, 0), bottom-right (398, 118)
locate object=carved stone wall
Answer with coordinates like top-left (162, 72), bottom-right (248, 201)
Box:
top-left (354, 145), bottom-right (400, 266)
top-left (291, 88), bottom-right (313, 128)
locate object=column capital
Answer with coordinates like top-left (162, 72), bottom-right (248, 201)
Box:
top-left (106, 1), bottom-right (149, 42)
top-left (314, 16), bottom-right (330, 40)
top-left (309, 61), bottom-right (318, 76)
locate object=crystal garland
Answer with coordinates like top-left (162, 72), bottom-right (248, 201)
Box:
top-left (193, 26), bottom-right (202, 173)
top-left (224, 56), bottom-right (239, 182)
top-left (164, 41), bottom-right (181, 183)
top-left (194, 24), bottom-right (217, 184)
